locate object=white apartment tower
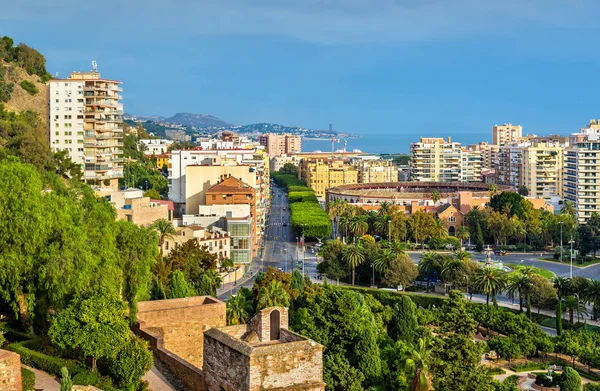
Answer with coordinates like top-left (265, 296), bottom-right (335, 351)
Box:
top-left (564, 124), bottom-right (600, 223)
top-left (521, 142), bottom-right (564, 200)
top-left (410, 137), bottom-right (461, 182)
top-left (49, 68), bottom-right (123, 188)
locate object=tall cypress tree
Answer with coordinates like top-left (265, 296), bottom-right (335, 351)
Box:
top-left (475, 222), bottom-right (484, 252)
top-left (389, 296), bottom-right (418, 343)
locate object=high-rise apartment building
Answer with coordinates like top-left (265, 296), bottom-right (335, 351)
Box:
top-left (460, 149), bottom-right (483, 183)
top-left (521, 142), bottom-right (564, 200)
top-left (353, 158), bottom-right (399, 184)
top-left (492, 123), bottom-right (522, 146)
top-left (497, 145), bottom-right (524, 188)
top-left (467, 142), bottom-right (499, 170)
top-left (298, 158), bottom-right (358, 197)
top-left (564, 125), bottom-right (600, 223)
top-left (409, 137), bottom-right (461, 182)
top-left (258, 133), bottom-right (301, 157)
top-left (49, 70), bottom-right (123, 188)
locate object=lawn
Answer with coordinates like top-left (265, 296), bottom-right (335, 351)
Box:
top-left (508, 264), bottom-right (555, 279)
top-left (538, 257), bottom-right (600, 268)
top-left (539, 317), bottom-right (600, 333)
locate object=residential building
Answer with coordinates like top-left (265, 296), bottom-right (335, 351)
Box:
top-left (139, 139), bottom-right (172, 155)
top-left (182, 204), bottom-right (251, 229)
top-left (96, 188), bottom-right (171, 226)
top-left (298, 158), bottom-right (358, 197)
top-left (521, 142), bottom-right (564, 200)
top-left (497, 144), bottom-right (524, 188)
top-left (492, 123), bottom-right (522, 146)
top-left (270, 154), bottom-right (301, 173)
top-left (161, 225), bottom-right (231, 264)
top-left (153, 153), bottom-right (169, 169)
top-left (460, 148), bottom-right (482, 183)
top-left (49, 69), bottom-right (123, 188)
top-left (259, 133), bottom-right (301, 157)
top-left (205, 176), bottom-right (258, 256)
top-left (409, 137), bottom-right (461, 182)
top-left (564, 126), bottom-right (600, 223)
top-left (467, 142), bottom-right (499, 170)
top-left (227, 216), bottom-right (254, 264)
top-left (353, 158), bottom-right (399, 184)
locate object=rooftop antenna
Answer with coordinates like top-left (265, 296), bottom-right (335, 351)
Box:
top-left (92, 60), bottom-right (98, 72)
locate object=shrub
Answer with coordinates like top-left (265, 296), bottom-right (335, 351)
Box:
top-left (488, 367), bottom-right (506, 375)
top-left (71, 371), bottom-right (114, 389)
top-left (109, 336), bottom-right (154, 391)
top-left (585, 383), bottom-right (600, 391)
top-left (288, 191), bottom-right (318, 204)
top-left (290, 201), bottom-right (332, 238)
top-left (8, 342), bottom-right (83, 376)
top-left (19, 80), bottom-right (38, 95)
top-left (21, 368), bottom-right (35, 391)
top-left (561, 367), bottom-right (582, 391)
top-left (288, 185), bottom-right (313, 193)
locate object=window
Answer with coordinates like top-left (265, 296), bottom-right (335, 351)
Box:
top-left (448, 215), bottom-right (456, 223)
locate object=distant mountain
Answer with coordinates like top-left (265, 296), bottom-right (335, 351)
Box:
top-left (233, 123), bottom-right (310, 134)
top-left (163, 113), bottom-right (232, 128)
top-left (124, 113), bottom-right (165, 122)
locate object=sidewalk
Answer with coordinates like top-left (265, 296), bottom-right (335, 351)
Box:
top-left (23, 365), bottom-right (59, 391)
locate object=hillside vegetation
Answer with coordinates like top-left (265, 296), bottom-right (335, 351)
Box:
top-left (0, 36), bottom-right (51, 125)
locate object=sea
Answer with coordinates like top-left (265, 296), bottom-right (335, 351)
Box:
top-left (302, 131), bottom-right (487, 155)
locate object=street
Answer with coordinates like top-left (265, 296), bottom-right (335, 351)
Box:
top-left (217, 183), bottom-right (320, 299)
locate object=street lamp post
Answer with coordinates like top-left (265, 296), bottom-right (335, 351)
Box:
top-left (559, 221), bottom-right (564, 263)
top-left (388, 220), bottom-right (392, 240)
top-left (371, 263), bottom-right (375, 288)
top-left (569, 234), bottom-right (574, 278)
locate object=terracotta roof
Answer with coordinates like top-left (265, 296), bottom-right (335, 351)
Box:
top-left (206, 176), bottom-right (254, 194)
top-left (437, 203), bottom-right (463, 215)
top-left (183, 225), bottom-right (205, 231)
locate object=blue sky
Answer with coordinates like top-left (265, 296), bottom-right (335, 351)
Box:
top-left (3, 0), bottom-right (600, 140)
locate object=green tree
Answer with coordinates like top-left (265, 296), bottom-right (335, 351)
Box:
top-left (109, 336), bottom-right (154, 391)
top-left (456, 226), bottom-right (470, 248)
top-left (227, 287), bottom-right (254, 325)
top-left (143, 188), bottom-right (161, 200)
top-left (475, 222), bottom-right (485, 252)
top-left (506, 272), bottom-right (530, 313)
top-left (168, 270), bottom-right (194, 299)
top-left (563, 295), bottom-right (588, 324)
top-left (518, 185), bottom-right (529, 196)
top-left (561, 366), bottom-right (582, 391)
top-left (150, 278), bottom-right (166, 300)
top-left (553, 276), bottom-right (569, 336)
top-left (279, 163), bottom-right (299, 176)
top-left (419, 252), bottom-right (441, 292)
top-left (389, 296), bottom-right (418, 343)
top-left (584, 279), bottom-right (600, 320)
top-left (405, 336), bottom-right (433, 391)
top-left (475, 267), bottom-right (506, 306)
top-left (431, 190), bottom-right (441, 204)
top-left (257, 280), bottom-right (290, 309)
top-left (382, 256), bottom-right (419, 289)
top-left (408, 210), bottom-right (436, 245)
top-left (49, 290), bottom-right (129, 372)
top-left (343, 244), bottom-right (365, 286)
top-left (114, 220), bottom-right (158, 323)
top-left (60, 367), bottom-right (72, 391)
top-left (317, 239), bottom-right (348, 284)
top-left (439, 290), bottom-right (478, 336)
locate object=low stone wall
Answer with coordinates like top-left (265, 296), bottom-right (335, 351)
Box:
top-left (531, 383), bottom-right (560, 391)
top-left (0, 350), bottom-right (22, 391)
top-left (221, 267), bottom-right (245, 284)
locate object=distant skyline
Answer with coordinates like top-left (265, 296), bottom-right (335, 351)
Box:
top-left (3, 1), bottom-right (600, 140)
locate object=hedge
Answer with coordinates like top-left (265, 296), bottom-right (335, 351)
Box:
top-left (290, 202), bottom-right (332, 238)
top-left (288, 191), bottom-right (318, 204)
top-left (21, 368), bottom-right (35, 391)
top-left (271, 173), bottom-right (305, 189)
top-left (288, 185), bottom-right (313, 193)
top-left (8, 342), bottom-right (116, 390)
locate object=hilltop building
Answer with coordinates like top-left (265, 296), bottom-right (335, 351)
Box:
top-left (49, 69), bottom-right (123, 188)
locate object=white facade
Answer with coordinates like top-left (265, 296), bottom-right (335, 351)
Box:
top-left (168, 148), bottom-right (259, 204)
top-left (139, 139), bottom-right (173, 155)
top-left (49, 81), bottom-right (86, 164)
top-left (49, 71), bottom-right (124, 186)
top-left (460, 149), bottom-right (483, 183)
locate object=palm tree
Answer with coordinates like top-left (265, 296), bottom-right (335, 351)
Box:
top-left (343, 244), bottom-right (365, 286)
top-left (432, 218), bottom-right (448, 240)
top-left (488, 184), bottom-right (498, 199)
top-left (517, 266), bottom-right (536, 318)
top-left (349, 215), bottom-right (369, 241)
top-left (405, 336), bottom-right (433, 391)
top-left (431, 190), bottom-right (441, 205)
top-left (378, 201), bottom-right (392, 216)
top-left (562, 295), bottom-right (588, 324)
top-left (257, 280), bottom-right (291, 310)
top-left (456, 226), bottom-right (470, 248)
top-left (419, 252), bottom-right (440, 292)
top-left (453, 250), bottom-right (472, 262)
top-left (584, 279), bottom-right (600, 320)
top-left (151, 218), bottom-right (176, 255)
top-left (560, 200), bottom-right (576, 217)
top-left (475, 267), bottom-right (506, 306)
top-left (327, 199), bottom-right (347, 238)
top-left (441, 257), bottom-right (464, 286)
top-left (506, 272), bottom-right (530, 313)
top-left (226, 289), bottom-right (253, 325)
top-left (375, 248), bottom-right (396, 273)
top-left (374, 215), bottom-right (392, 238)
